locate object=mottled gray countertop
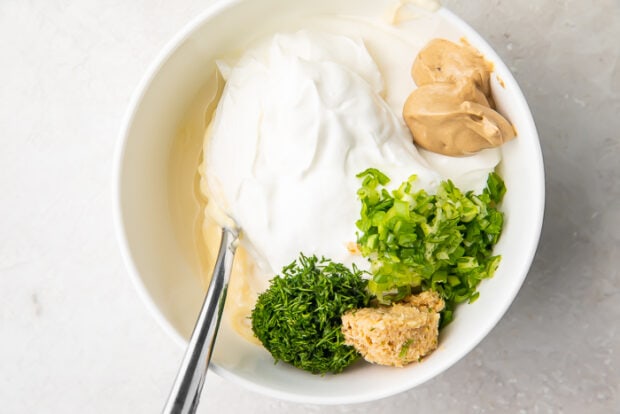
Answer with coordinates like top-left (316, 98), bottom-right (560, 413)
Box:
top-left (0, 0), bottom-right (618, 412)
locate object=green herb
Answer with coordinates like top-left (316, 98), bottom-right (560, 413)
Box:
top-left (251, 254), bottom-right (371, 374)
top-left (399, 339), bottom-right (413, 359)
top-left (356, 170), bottom-right (505, 328)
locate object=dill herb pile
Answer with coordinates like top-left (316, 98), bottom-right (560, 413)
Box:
top-left (251, 254), bottom-right (370, 375)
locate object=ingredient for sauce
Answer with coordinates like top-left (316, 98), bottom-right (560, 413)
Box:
top-left (341, 291), bottom-right (444, 367)
top-left (403, 39), bottom-right (516, 156)
top-left (356, 168), bottom-right (506, 327)
top-left (412, 38), bottom-right (494, 101)
top-left (200, 27), bottom-right (510, 371)
top-left (251, 254), bottom-right (371, 374)
top-left (204, 30), bottom-right (440, 276)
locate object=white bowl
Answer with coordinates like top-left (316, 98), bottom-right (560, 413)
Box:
top-left (114, 0), bottom-right (544, 405)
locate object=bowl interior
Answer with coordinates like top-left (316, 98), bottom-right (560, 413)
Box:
top-left (115, 0), bottom-right (544, 404)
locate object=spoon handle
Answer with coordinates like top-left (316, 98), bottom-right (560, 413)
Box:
top-left (163, 227), bottom-right (237, 414)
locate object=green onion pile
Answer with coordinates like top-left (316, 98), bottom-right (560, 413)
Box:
top-left (355, 168), bottom-right (506, 327)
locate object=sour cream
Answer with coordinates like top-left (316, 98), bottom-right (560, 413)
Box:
top-left (204, 30), bottom-right (444, 274)
top-left (204, 30), bottom-right (499, 275)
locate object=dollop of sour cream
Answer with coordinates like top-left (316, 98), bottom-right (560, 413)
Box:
top-left (205, 30), bottom-right (442, 274)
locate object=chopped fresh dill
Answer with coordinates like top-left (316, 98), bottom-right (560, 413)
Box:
top-left (251, 254), bottom-right (371, 374)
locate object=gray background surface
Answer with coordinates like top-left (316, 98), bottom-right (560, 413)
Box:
top-left (1, 0), bottom-right (618, 412)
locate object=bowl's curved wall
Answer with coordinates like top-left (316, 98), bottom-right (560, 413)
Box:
top-left (115, 0), bottom-right (544, 404)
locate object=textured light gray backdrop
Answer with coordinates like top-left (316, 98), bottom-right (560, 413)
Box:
top-left (0, 0), bottom-right (618, 412)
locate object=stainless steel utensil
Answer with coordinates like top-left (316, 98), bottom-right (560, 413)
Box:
top-left (163, 227), bottom-right (237, 414)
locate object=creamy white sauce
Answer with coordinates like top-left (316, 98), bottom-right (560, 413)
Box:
top-left (203, 18), bottom-right (499, 279)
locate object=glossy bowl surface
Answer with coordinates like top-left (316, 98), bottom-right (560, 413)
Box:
top-left (114, 0), bottom-right (544, 404)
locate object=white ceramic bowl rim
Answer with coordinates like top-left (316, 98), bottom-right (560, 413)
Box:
top-left (113, 2), bottom-right (545, 405)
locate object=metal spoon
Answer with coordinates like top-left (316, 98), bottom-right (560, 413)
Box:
top-left (163, 227), bottom-right (237, 414)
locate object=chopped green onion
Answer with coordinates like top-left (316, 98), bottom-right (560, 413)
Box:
top-left (356, 170), bottom-right (506, 328)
